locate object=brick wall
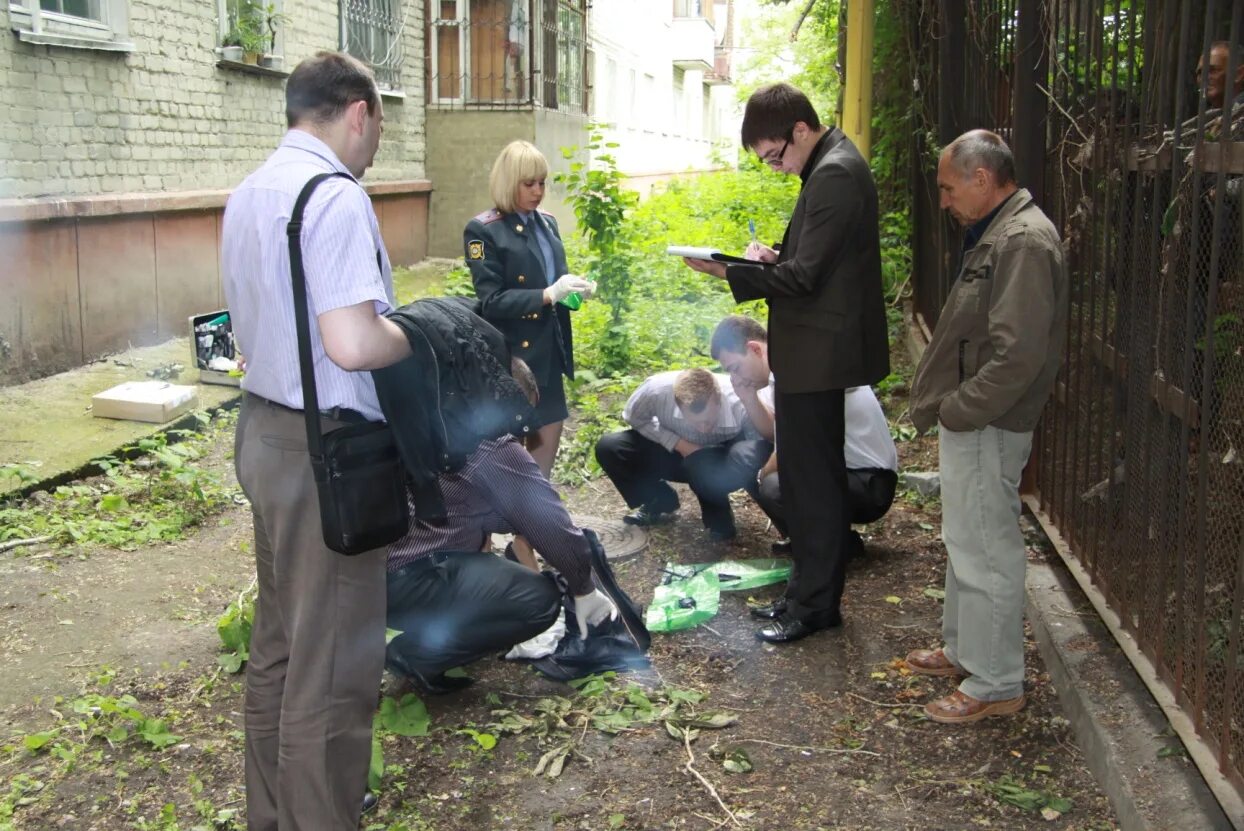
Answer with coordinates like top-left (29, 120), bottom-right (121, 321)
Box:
top-left (0, 0), bottom-right (426, 198)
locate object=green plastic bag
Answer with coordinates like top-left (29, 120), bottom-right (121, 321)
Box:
top-left (712, 558), bottom-right (792, 591)
top-left (646, 565), bottom-right (721, 632)
top-left (663, 559), bottom-right (792, 593)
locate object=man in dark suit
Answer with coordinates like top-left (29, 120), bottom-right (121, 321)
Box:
top-left (684, 82), bottom-right (888, 643)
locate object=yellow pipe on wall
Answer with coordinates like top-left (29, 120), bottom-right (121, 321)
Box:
top-left (841, 0), bottom-right (875, 161)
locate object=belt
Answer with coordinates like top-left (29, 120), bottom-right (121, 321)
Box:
top-left (245, 392), bottom-right (371, 425)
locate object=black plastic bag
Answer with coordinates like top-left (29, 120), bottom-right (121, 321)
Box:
top-left (529, 529), bottom-right (651, 682)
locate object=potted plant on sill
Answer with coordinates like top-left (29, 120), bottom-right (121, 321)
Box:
top-left (258, 3), bottom-right (289, 70)
top-left (221, 28), bottom-right (243, 62)
top-left (236, 15), bottom-right (267, 65)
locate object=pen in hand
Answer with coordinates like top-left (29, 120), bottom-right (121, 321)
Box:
top-left (748, 218), bottom-right (757, 241)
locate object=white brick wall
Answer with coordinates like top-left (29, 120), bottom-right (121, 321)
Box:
top-left (0, 0), bottom-right (425, 199)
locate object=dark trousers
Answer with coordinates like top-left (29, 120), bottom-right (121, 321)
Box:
top-left (594, 429), bottom-right (773, 534)
top-left (774, 388), bottom-right (849, 625)
top-left (752, 467), bottom-right (898, 538)
top-left (385, 550), bottom-right (562, 679)
top-left (234, 395), bottom-right (387, 831)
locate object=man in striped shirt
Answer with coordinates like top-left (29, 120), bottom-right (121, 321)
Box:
top-left (594, 368), bottom-right (773, 542)
top-left (221, 52), bottom-right (410, 830)
top-left (384, 421), bottom-right (619, 692)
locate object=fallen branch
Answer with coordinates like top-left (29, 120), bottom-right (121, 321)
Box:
top-left (847, 691), bottom-right (921, 710)
top-left (683, 731), bottom-right (740, 827)
top-left (729, 737), bottom-right (881, 757)
top-left (0, 535), bottom-right (54, 553)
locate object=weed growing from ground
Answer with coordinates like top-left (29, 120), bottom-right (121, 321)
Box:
top-left (0, 409), bottom-right (238, 553)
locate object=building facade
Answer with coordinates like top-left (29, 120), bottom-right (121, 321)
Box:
top-left (589, 0), bottom-right (736, 195)
top-left (423, 0), bottom-right (590, 257)
top-left (0, 0), bottom-right (429, 383)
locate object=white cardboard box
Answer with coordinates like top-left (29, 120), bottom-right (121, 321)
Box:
top-left (91, 381), bottom-right (199, 424)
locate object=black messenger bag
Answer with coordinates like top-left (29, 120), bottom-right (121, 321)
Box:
top-left (287, 172), bottom-right (409, 555)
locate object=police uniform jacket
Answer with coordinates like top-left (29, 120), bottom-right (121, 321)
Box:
top-left (464, 208), bottom-right (574, 385)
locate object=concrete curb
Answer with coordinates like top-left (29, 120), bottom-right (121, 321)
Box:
top-left (1025, 549), bottom-right (1235, 830)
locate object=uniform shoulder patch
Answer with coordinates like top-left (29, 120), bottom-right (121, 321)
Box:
top-left (467, 240), bottom-right (486, 260)
top-left (473, 208), bottom-right (502, 224)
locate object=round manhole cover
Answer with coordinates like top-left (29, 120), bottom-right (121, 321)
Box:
top-left (490, 514), bottom-right (647, 562)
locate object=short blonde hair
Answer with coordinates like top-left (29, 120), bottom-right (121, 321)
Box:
top-left (489, 140), bottom-right (550, 214)
top-left (673, 368), bottom-right (720, 414)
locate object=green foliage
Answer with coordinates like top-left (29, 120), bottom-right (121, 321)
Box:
top-left (369, 693), bottom-right (431, 791)
top-left (486, 674), bottom-right (733, 778)
top-left (0, 410), bottom-right (236, 553)
top-left (553, 162), bottom-right (797, 483)
top-left (0, 463), bottom-right (39, 493)
top-left (18, 690), bottom-right (182, 765)
top-left (981, 774), bottom-right (1073, 815)
top-left (216, 580), bottom-right (256, 674)
top-left (556, 127), bottom-right (640, 376)
top-left (549, 163), bottom-right (796, 483)
top-left (0, 774), bottom-right (45, 830)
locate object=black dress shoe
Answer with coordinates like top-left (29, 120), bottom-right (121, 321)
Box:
top-left (405, 667), bottom-right (475, 696)
top-left (748, 598), bottom-right (788, 620)
top-left (756, 613), bottom-right (840, 644)
top-left (361, 791), bottom-right (379, 814)
top-left (622, 504), bottom-right (676, 527)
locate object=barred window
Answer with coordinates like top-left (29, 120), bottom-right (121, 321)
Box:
top-left (430, 0), bottom-right (584, 111)
top-left (343, 0), bottom-right (403, 90)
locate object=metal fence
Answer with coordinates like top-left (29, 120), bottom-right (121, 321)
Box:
top-left (425, 0), bottom-right (588, 111)
top-left (906, 0), bottom-right (1244, 807)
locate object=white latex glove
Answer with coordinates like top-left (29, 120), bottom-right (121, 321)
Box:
top-left (574, 588), bottom-right (619, 639)
top-left (546, 274), bottom-right (591, 304)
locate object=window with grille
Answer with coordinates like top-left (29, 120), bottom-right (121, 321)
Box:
top-left (343, 0), bottom-right (403, 90)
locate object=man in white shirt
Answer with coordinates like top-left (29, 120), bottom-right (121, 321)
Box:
top-left (595, 368), bottom-right (772, 542)
top-left (222, 52), bottom-right (411, 830)
top-left (711, 316), bottom-right (898, 614)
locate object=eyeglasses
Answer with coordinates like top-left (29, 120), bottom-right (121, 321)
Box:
top-left (760, 139), bottom-right (790, 168)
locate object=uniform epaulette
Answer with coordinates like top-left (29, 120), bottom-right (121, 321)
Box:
top-left (536, 208), bottom-right (555, 218)
top-left (474, 208), bottom-right (502, 224)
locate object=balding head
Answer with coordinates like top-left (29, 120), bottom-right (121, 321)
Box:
top-left (1197, 42), bottom-right (1244, 110)
top-left (936, 130), bottom-right (1019, 227)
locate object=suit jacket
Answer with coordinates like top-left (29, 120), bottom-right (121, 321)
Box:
top-left (464, 207), bottom-right (574, 384)
top-left (725, 128), bottom-right (889, 392)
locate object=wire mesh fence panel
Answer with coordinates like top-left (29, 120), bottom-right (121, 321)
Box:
top-left (907, 0), bottom-right (1244, 801)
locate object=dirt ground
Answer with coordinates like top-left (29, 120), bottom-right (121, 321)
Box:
top-left (0, 375), bottom-right (1120, 831)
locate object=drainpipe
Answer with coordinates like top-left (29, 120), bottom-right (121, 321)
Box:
top-left (841, 0), bottom-right (875, 160)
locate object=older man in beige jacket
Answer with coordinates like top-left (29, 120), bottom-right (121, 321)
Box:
top-left (906, 130), bottom-right (1068, 724)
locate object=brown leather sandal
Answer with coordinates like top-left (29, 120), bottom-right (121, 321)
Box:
top-left (903, 647), bottom-right (967, 678)
top-left (924, 690), bottom-right (1026, 724)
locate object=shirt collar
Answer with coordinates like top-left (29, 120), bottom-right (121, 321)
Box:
top-left (799, 128), bottom-right (835, 183)
top-left (280, 129), bottom-right (356, 180)
top-left (964, 189), bottom-right (1019, 250)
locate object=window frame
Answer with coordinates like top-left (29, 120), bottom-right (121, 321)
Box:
top-left (8, 0), bottom-right (133, 50)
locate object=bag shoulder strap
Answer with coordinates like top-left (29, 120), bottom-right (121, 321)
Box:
top-left (287, 171), bottom-right (356, 459)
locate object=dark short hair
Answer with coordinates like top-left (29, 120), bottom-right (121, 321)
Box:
top-left (510, 357), bottom-right (540, 407)
top-left (285, 51), bottom-right (378, 128)
top-left (740, 83), bottom-right (822, 149)
top-left (710, 315), bottom-right (767, 360)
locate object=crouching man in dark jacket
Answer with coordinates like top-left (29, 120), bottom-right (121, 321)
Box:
top-left (384, 359), bottom-right (618, 694)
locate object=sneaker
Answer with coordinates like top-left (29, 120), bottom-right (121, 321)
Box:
top-left (622, 504), bottom-right (676, 526)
